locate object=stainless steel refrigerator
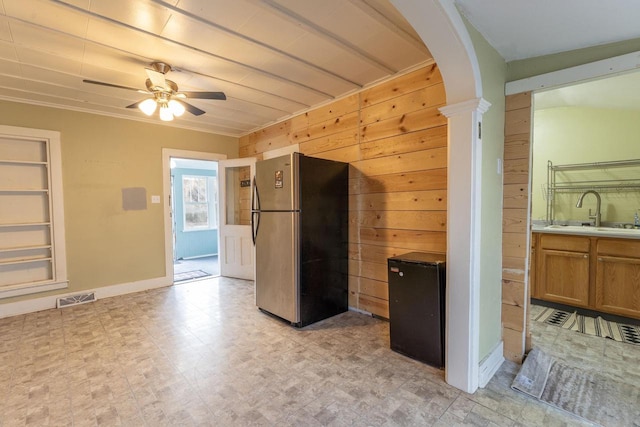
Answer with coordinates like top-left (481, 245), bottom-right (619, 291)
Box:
top-left (252, 152), bottom-right (348, 327)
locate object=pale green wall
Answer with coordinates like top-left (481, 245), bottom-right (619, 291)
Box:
top-left (464, 19), bottom-right (507, 361)
top-left (532, 106), bottom-right (640, 224)
top-left (508, 38), bottom-right (640, 81)
top-left (0, 100), bottom-right (238, 304)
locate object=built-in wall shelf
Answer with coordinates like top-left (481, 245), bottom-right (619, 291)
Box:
top-left (0, 257), bottom-right (52, 267)
top-left (0, 245), bottom-right (52, 254)
top-left (0, 279), bottom-right (62, 294)
top-left (0, 126), bottom-right (67, 298)
top-left (0, 189), bottom-right (49, 193)
top-left (0, 222), bottom-right (51, 228)
top-left (0, 159), bottom-right (48, 165)
top-left (0, 131), bottom-right (58, 292)
top-left (546, 159), bottom-right (640, 222)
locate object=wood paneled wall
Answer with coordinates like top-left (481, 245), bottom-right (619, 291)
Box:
top-left (239, 64), bottom-right (447, 318)
top-left (502, 92), bottom-right (532, 362)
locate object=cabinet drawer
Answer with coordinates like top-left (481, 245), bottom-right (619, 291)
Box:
top-left (540, 234), bottom-right (590, 252)
top-left (597, 238), bottom-right (640, 258)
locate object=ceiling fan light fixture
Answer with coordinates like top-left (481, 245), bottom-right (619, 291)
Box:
top-left (159, 104), bottom-right (174, 121)
top-left (168, 99), bottom-right (185, 117)
top-left (139, 98), bottom-right (157, 116)
top-left (84, 62), bottom-right (226, 120)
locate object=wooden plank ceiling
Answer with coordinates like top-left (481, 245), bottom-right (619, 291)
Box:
top-left (0, 0), bottom-right (432, 136)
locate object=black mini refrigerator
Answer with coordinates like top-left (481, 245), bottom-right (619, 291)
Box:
top-left (388, 252), bottom-right (446, 368)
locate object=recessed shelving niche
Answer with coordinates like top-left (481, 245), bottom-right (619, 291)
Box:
top-left (0, 126), bottom-right (67, 297)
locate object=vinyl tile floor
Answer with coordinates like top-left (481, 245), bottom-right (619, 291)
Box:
top-left (528, 303), bottom-right (640, 392)
top-left (0, 278), bottom-right (637, 426)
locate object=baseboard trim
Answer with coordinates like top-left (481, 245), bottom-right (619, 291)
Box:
top-left (478, 341), bottom-right (504, 388)
top-left (348, 306), bottom-right (373, 316)
top-left (0, 276), bottom-right (172, 319)
top-left (180, 253), bottom-right (218, 260)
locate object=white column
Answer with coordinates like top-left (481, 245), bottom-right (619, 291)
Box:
top-left (440, 98), bottom-right (491, 393)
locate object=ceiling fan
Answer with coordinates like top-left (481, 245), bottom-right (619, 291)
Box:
top-left (83, 62), bottom-right (226, 121)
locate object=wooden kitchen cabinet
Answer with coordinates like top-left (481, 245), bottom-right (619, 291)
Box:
top-left (529, 234), bottom-right (537, 298)
top-left (595, 239), bottom-right (640, 319)
top-left (536, 234), bottom-right (591, 308)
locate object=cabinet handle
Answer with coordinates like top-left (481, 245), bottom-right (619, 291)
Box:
top-left (583, 254), bottom-right (588, 258)
top-left (598, 258), bottom-right (603, 262)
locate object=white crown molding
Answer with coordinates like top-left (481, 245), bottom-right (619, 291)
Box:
top-left (0, 95), bottom-right (240, 137)
top-left (440, 98), bottom-right (491, 118)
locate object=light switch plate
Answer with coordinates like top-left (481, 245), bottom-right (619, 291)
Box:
top-left (151, 195), bottom-right (161, 204)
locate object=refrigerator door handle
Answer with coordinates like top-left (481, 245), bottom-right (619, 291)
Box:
top-left (251, 211), bottom-right (261, 245)
top-left (251, 177), bottom-right (260, 245)
top-left (252, 177), bottom-right (261, 211)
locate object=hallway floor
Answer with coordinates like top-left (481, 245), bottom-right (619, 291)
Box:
top-left (173, 255), bottom-right (219, 281)
top-left (0, 278), bottom-right (635, 426)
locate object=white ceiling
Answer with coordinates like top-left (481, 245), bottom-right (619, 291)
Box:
top-left (3, 1), bottom-right (640, 137)
top-left (456, 0), bottom-right (640, 112)
top-left (456, 0), bottom-right (640, 62)
top-left (0, 0), bottom-right (431, 136)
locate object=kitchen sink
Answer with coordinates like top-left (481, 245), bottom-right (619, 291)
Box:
top-left (594, 227), bottom-right (640, 235)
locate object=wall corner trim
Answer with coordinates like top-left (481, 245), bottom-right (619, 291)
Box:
top-left (478, 341), bottom-right (505, 388)
top-left (440, 98), bottom-right (491, 117)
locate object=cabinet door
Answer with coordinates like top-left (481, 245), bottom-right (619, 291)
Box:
top-left (539, 249), bottom-right (590, 307)
top-left (595, 256), bottom-right (640, 319)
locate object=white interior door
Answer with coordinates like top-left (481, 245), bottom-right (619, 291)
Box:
top-left (218, 158), bottom-right (256, 280)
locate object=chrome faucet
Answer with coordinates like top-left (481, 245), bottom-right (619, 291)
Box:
top-left (576, 190), bottom-right (602, 226)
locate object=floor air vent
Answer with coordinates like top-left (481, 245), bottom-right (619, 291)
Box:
top-left (57, 292), bottom-right (97, 308)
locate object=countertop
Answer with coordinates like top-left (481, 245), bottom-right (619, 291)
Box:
top-left (532, 224), bottom-right (640, 239)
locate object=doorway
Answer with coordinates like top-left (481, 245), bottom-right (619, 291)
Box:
top-left (525, 76), bottom-right (640, 393)
top-left (162, 149), bottom-right (227, 284)
top-left (170, 157), bottom-right (220, 283)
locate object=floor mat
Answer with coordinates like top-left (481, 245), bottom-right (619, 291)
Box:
top-left (512, 348), bottom-right (640, 426)
top-left (534, 307), bottom-right (640, 346)
top-left (173, 270), bottom-right (212, 283)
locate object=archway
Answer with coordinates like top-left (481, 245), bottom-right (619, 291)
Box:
top-left (392, 0), bottom-right (487, 393)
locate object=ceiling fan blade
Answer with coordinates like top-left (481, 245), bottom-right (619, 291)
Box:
top-left (145, 67), bottom-right (167, 90)
top-left (177, 100), bottom-right (206, 116)
top-left (125, 100), bottom-right (144, 109)
top-left (83, 79), bottom-right (146, 93)
top-left (180, 91), bottom-right (226, 100)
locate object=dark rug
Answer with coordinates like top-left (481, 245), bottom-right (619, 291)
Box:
top-left (534, 307), bottom-right (640, 346)
top-left (512, 348), bottom-right (640, 426)
top-left (174, 270), bottom-right (212, 283)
